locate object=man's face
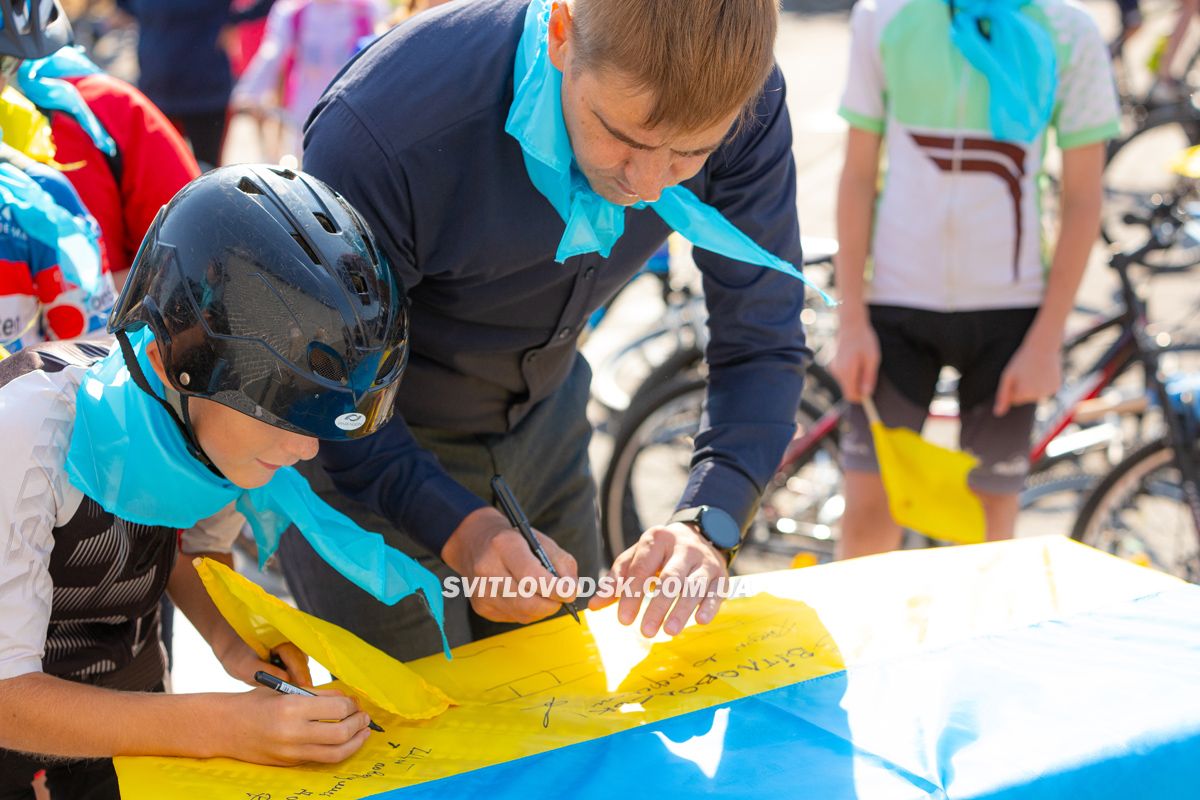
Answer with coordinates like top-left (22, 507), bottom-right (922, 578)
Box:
top-left (547, 7), bottom-right (737, 205)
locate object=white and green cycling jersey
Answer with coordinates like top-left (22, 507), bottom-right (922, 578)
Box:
top-left (839, 0), bottom-right (1120, 312)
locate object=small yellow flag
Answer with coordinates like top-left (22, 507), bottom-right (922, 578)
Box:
top-left (194, 557), bottom-right (454, 718)
top-left (864, 398), bottom-right (987, 544)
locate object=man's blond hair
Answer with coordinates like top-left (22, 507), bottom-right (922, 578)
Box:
top-left (571, 0), bottom-right (779, 134)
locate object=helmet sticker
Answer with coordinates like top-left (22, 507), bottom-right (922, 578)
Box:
top-left (334, 412), bottom-right (366, 431)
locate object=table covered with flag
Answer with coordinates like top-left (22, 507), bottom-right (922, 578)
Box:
top-left (116, 536), bottom-right (1200, 798)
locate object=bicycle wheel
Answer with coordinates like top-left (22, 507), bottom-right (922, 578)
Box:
top-left (599, 372), bottom-right (842, 572)
top-left (1103, 104), bottom-right (1200, 270)
top-left (1071, 437), bottom-right (1200, 582)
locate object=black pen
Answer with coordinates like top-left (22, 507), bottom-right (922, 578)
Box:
top-left (254, 671), bottom-right (385, 733)
top-left (490, 475), bottom-right (582, 624)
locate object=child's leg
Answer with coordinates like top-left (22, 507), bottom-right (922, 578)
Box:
top-left (955, 307), bottom-right (1042, 540)
top-left (840, 469), bottom-right (903, 558)
top-left (840, 373), bottom-right (933, 559)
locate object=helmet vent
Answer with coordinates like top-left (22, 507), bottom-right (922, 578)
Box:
top-left (291, 233), bottom-right (321, 265)
top-left (237, 177), bottom-right (264, 195)
top-left (271, 167), bottom-right (298, 180)
top-left (313, 212), bottom-right (338, 234)
top-left (308, 344), bottom-right (348, 384)
top-left (349, 272), bottom-right (369, 300)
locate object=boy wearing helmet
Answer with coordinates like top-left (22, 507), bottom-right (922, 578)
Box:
top-left (0, 164), bottom-right (435, 797)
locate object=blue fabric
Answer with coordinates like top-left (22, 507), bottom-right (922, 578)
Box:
top-left (505, 0), bottom-right (832, 304)
top-left (18, 47), bottom-right (118, 157)
top-left (944, 0), bottom-right (1057, 144)
top-left (373, 587), bottom-right (1200, 799)
top-left (0, 162), bottom-right (101, 294)
top-left (64, 329), bottom-right (450, 656)
top-left (302, 0), bottom-right (808, 549)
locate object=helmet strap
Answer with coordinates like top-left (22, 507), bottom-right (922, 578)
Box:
top-left (115, 329), bottom-right (225, 478)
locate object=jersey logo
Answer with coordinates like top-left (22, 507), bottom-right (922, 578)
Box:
top-left (910, 132), bottom-right (1028, 282)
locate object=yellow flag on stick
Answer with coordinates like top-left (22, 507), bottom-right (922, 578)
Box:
top-left (864, 397), bottom-right (987, 544)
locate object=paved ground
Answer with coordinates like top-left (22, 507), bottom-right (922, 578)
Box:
top-left (172, 1), bottom-right (1195, 691)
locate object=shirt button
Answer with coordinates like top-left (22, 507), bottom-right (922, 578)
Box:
top-left (557, 327), bottom-right (573, 340)
top-left (583, 266), bottom-right (596, 280)
top-left (525, 351), bottom-right (538, 363)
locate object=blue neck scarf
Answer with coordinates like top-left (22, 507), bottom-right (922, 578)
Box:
top-left (65, 330), bottom-right (450, 657)
top-left (17, 46), bottom-right (118, 158)
top-left (944, 0), bottom-right (1057, 144)
top-left (0, 161), bottom-right (101, 294)
top-left (504, 0), bottom-right (832, 305)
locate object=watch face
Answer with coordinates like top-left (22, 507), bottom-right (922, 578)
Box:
top-left (699, 506), bottom-right (742, 550)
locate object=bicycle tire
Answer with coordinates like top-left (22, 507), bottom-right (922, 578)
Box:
top-left (1103, 103), bottom-right (1200, 270)
top-left (1071, 437), bottom-right (1200, 581)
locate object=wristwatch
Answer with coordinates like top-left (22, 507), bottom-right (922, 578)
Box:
top-left (668, 505), bottom-right (742, 565)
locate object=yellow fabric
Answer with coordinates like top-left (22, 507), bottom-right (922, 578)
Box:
top-left (0, 86), bottom-right (56, 163)
top-left (870, 420), bottom-right (987, 544)
top-left (195, 558), bottom-right (453, 718)
top-left (1169, 144), bottom-right (1200, 179)
top-left (116, 537), bottom-right (1181, 799)
top-left (0, 345), bottom-right (8, 360)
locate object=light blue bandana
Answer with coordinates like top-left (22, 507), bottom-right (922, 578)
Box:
top-left (945, 0), bottom-right (1057, 144)
top-left (17, 46), bottom-right (118, 157)
top-left (65, 329), bottom-right (450, 657)
top-left (504, 0), bottom-right (832, 304)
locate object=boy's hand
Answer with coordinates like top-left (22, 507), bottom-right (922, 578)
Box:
top-left (830, 316), bottom-right (880, 404)
top-left (218, 688), bottom-right (371, 766)
top-left (995, 333), bottom-right (1062, 416)
top-left (217, 638), bottom-right (312, 689)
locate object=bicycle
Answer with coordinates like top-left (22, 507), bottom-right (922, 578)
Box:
top-left (585, 236), bottom-right (838, 418)
top-left (1071, 371), bottom-right (1200, 580)
top-left (599, 187), bottom-right (1200, 570)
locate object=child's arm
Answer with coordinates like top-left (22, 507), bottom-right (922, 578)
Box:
top-left (994, 141), bottom-right (1105, 416)
top-left (0, 671), bottom-right (369, 764)
top-left (830, 126), bottom-right (883, 403)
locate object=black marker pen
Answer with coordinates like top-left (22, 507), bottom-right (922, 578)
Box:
top-left (254, 671), bottom-right (384, 733)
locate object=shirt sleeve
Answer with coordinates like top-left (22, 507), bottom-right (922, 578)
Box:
top-left (686, 66), bottom-right (811, 533)
top-left (181, 502), bottom-right (247, 555)
top-left (1052, 7), bottom-right (1121, 149)
top-left (838, 0), bottom-right (887, 135)
top-left (302, 97), bottom-right (487, 553)
top-left (0, 369), bottom-right (74, 681)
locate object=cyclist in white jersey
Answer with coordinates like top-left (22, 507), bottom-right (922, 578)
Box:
top-left (830, 0), bottom-right (1120, 557)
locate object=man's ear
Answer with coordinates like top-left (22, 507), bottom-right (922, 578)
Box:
top-left (547, 1), bottom-right (573, 72)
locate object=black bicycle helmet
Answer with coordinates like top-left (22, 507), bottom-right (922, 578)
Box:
top-left (110, 164), bottom-right (409, 442)
top-left (0, 0), bottom-right (71, 61)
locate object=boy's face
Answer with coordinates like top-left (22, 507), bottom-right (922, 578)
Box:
top-left (546, 5), bottom-right (736, 205)
top-left (146, 341), bottom-right (319, 488)
top-left (188, 398), bottom-right (320, 489)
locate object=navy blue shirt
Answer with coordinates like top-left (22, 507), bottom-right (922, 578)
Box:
top-left (119, 0), bottom-right (274, 115)
top-left (303, 0), bottom-right (809, 552)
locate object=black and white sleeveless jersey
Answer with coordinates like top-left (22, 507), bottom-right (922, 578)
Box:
top-left (0, 340), bottom-right (178, 689)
